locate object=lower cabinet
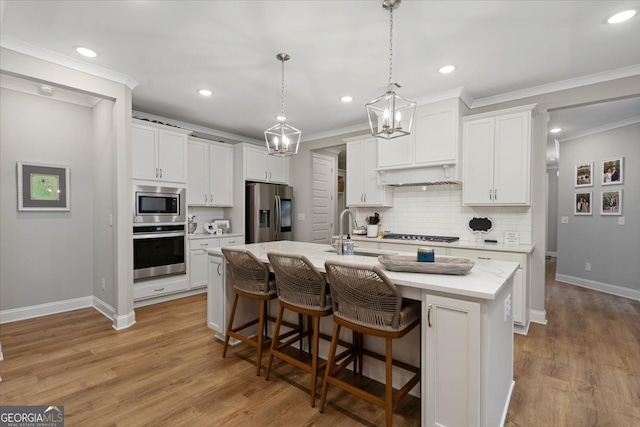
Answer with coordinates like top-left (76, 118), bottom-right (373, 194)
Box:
top-left (189, 238), bottom-right (220, 289)
top-left (208, 255), bottom-right (225, 334)
top-left (423, 294), bottom-right (481, 427)
top-left (133, 275), bottom-right (188, 300)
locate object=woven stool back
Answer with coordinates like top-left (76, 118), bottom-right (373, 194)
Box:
top-left (267, 252), bottom-right (330, 311)
top-left (222, 248), bottom-right (272, 294)
top-left (324, 260), bottom-right (403, 331)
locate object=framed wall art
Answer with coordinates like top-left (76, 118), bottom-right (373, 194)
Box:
top-left (17, 162), bottom-right (70, 211)
top-left (575, 162), bottom-right (593, 187)
top-left (601, 189), bottom-right (622, 216)
top-left (602, 157), bottom-right (623, 185)
top-left (574, 192), bottom-right (592, 215)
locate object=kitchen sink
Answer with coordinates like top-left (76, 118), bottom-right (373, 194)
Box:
top-left (323, 248), bottom-right (397, 257)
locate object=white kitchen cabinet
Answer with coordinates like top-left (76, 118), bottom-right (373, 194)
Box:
top-left (378, 98), bottom-right (464, 169)
top-left (345, 136), bottom-right (393, 207)
top-left (244, 145), bottom-right (289, 184)
top-left (133, 275), bottom-right (188, 300)
top-left (189, 237), bottom-right (221, 290)
top-left (462, 105), bottom-right (535, 205)
top-left (450, 248), bottom-right (528, 328)
top-left (423, 293), bottom-right (481, 427)
top-left (188, 139), bottom-right (234, 206)
top-left (132, 119), bottom-right (191, 183)
top-left (208, 255), bottom-right (225, 334)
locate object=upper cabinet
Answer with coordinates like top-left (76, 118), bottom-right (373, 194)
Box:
top-left (244, 145), bottom-right (289, 184)
top-left (188, 139), bottom-right (234, 206)
top-left (132, 119), bottom-right (191, 184)
top-left (376, 98), bottom-right (467, 185)
top-left (345, 136), bottom-right (393, 207)
top-left (462, 104), bottom-right (536, 206)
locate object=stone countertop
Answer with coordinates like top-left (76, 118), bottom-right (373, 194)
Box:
top-left (346, 235), bottom-right (535, 254)
top-left (206, 240), bottom-right (519, 301)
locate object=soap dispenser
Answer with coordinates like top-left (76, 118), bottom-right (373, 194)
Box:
top-left (344, 234), bottom-right (354, 255)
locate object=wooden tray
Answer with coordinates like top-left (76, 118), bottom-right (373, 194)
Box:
top-left (378, 255), bottom-right (474, 275)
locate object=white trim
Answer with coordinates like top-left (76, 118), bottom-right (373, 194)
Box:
top-left (555, 274), bottom-right (640, 301)
top-left (302, 122), bottom-right (370, 143)
top-left (529, 309), bottom-right (547, 325)
top-left (133, 288), bottom-right (206, 308)
top-left (92, 297), bottom-right (116, 322)
top-left (500, 380), bottom-right (516, 427)
top-left (0, 35), bottom-right (138, 89)
top-left (132, 110), bottom-right (264, 146)
top-left (559, 115), bottom-right (640, 142)
top-left (463, 104), bottom-right (538, 122)
top-left (546, 252), bottom-right (557, 258)
top-left (0, 296), bottom-right (93, 324)
top-left (513, 322), bottom-right (530, 336)
top-left (113, 311), bottom-right (136, 330)
top-left (414, 86), bottom-right (473, 108)
top-left (472, 64), bottom-right (640, 108)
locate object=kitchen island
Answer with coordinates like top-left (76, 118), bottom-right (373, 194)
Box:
top-left (207, 241), bottom-right (519, 427)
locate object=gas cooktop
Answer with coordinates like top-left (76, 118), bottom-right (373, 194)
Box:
top-left (382, 234), bottom-right (460, 243)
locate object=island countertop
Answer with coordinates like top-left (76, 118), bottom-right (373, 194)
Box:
top-left (206, 240), bottom-right (518, 301)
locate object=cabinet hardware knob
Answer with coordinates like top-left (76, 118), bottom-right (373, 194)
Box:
top-left (205, 194), bottom-right (207, 203)
top-left (201, 243), bottom-right (208, 246)
top-left (155, 168), bottom-right (159, 178)
top-left (154, 287), bottom-right (165, 292)
top-left (159, 168), bottom-right (163, 178)
top-left (227, 240), bottom-right (236, 244)
top-left (427, 304), bottom-right (432, 327)
top-left (217, 264), bottom-right (221, 276)
top-left (478, 256), bottom-right (491, 260)
top-left (494, 189), bottom-right (497, 200)
top-left (489, 189), bottom-right (492, 200)
top-left (209, 194), bottom-right (212, 203)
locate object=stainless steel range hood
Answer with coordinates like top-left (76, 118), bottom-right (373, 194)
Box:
top-left (377, 164), bottom-right (461, 186)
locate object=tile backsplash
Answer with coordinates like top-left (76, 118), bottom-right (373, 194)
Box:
top-left (354, 185), bottom-right (532, 244)
top-left (187, 206), bottom-right (226, 234)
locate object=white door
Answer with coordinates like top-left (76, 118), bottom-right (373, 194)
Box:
top-left (188, 141), bottom-right (208, 205)
top-left (311, 153), bottom-right (335, 243)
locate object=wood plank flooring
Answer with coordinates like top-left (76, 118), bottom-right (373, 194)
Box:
top-left (1, 258), bottom-right (639, 426)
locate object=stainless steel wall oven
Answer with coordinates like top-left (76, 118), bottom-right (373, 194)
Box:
top-left (133, 224), bottom-right (186, 281)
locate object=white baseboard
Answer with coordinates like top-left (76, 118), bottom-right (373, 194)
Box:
top-left (529, 309), bottom-right (547, 325)
top-left (555, 274), bottom-right (640, 301)
top-left (113, 311), bottom-right (136, 330)
top-left (0, 296), bottom-right (93, 324)
top-left (92, 296), bottom-right (115, 322)
top-left (500, 380), bottom-right (516, 427)
top-left (545, 251), bottom-right (557, 257)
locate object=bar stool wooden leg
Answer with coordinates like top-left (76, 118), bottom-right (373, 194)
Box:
top-left (385, 337), bottom-right (393, 427)
top-left (265, 304), bottom-right (286, 380)
top-left (310, 316), bottom-right (320, 407)
top-left (223, 292), bottom-right (240, 358)
top-left (319, 322), bottom-right (341, 413)
top-left (256, 300), bottom-right (268, 376)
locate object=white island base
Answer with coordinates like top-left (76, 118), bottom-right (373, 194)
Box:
top-left (206, 241), bottom-right (517, 427)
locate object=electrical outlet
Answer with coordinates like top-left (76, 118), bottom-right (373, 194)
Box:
top-left (297, 213), bottom-right (305, 221)
top-left (585, 263), bottom-right (591, 272)
top-left (101, 278), bottom-right (106, 291)
top-left (561, 216), bottom-right (569, 224)
top-left (618, 217), bottom-right (625, 225)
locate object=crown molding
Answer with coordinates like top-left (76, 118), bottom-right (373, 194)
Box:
top-left (302, 122), bottom-right (370, 143)
top-left (0, 35), bottom-right (138, 90)
top-left (472, 64), bottom-right (640, 109)
top-left (559, 115), bottom-right (640, 142)
top-left (414, 86), bottom-right (474, 108)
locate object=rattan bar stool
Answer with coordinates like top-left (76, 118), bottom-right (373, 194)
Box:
top-left (264, 252), bottom-right (335, 407)
top-left (222, 248), bottom-right (300, 376)
top-left (320, 260), bottom-right (421, 427)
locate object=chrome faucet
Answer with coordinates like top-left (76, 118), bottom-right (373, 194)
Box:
top-left (338, 208), bottom-right (356, 255)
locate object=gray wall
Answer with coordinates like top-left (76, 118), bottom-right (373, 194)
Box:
top-left (546, 167), bottom-right (559, 254)
top-left (557, 122), bottom-right (639, 295)
top-left (0, 88), bottom-right (95, 310)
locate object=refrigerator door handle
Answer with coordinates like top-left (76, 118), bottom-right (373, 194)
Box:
top-left (274, 195), bottom-right (281, 240)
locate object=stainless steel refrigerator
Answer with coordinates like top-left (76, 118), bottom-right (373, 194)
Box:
top-left (246, 183), bottom-right (293, 243)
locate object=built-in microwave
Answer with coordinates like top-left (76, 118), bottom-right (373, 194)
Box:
top-left (133, 185), bottom-right (186, 224)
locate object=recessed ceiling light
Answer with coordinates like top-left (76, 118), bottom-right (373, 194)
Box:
top-left (276, 115), bottom-right (287, 121)
top-left (340, 95), bottom-right (353, 103)
top-left (438, 65), bottom-right (456, 74)
top-left (75, 46), bottom-right (97, 58)
top-left (549, 127), bottom-right (562, 133)
top-left (607, 10), bottom-right (636, 24)
top-left (198, 89), bottom-right (213, 96)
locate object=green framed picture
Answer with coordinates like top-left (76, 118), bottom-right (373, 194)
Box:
top-left (17, 162), bottom-right (70, 211)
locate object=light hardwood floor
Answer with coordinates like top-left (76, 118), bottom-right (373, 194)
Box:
top-left (1, 259), bottom-right (638, 426)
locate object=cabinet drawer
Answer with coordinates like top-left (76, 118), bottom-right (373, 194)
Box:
top-left (220, 236), bottom-right (244, 247)
top-left (450, 248), bottom-right (524, 267)
top-left (379, 242), bottom-right (447, 256)
top-left (189, 238), bottom-right (220, 251)
top-left (134, 277), bottom-right (188, 300)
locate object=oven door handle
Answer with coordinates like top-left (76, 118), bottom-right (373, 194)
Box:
top-left (133, 232), bottom-right (186, 239)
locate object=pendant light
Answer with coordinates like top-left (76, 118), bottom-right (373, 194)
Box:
top-left (265, 53), bottom-right (301, 156)
top-left (366, 0), bottom-right (416, 139)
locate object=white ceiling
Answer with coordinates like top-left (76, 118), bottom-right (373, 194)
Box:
top-left (1, 0), bottom-right (639, 143)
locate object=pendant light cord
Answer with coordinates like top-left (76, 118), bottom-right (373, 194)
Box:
top-left (281, 57), bottom-right (286, 118)
top-left (388, 6), bottom-right (394, 89)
